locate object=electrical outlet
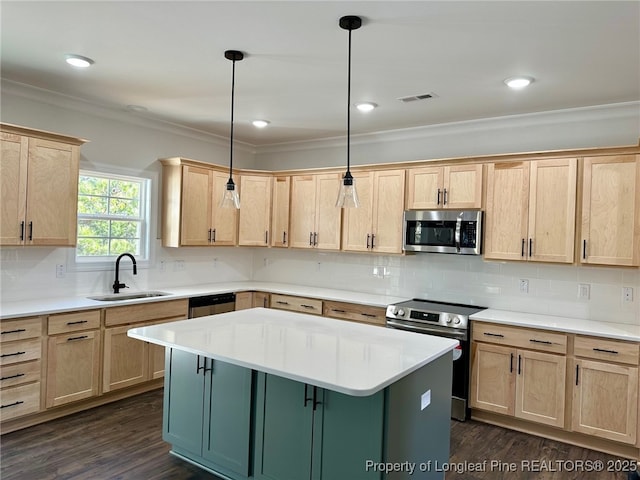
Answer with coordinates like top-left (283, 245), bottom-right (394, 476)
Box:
top-left (213, 258), bottom-right (218, 269)
top-left (578, 283), bottom-right (590, 300)
top-left (175, 260), bottom-right (185, 271)
top-left (316, 262), bottom-right (321, 272)
top-left (56, 264), bottom-right (65, 279)
top-left (159, 260), bottom-right (166, 272)
top-left (519, 279), bottom-right (529, 294)
top-left (623, 287), bottom-right (634, 302)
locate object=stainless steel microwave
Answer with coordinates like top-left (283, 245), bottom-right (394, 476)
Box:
top-left (403, 210), bottom-right (483, 255)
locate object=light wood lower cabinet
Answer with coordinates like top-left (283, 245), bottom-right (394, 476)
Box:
top-left (0, 316), bottom-right (44, 421)
top-left (323, 300), bottom-right (386, 326)
top-left (235, 291), bottom-right (270, 310)
top-left (470, 323), bottom-right (567, 428)
top-left (270, 294), bottom-right (322, 316)
top-left (571, 336), bottom-right (639, 445)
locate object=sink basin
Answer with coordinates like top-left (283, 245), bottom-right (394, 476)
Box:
top-left (87, 291), bottom-right (171, 302)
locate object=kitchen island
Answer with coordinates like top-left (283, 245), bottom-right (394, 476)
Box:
top-left (128, 308), bottom-right (459, 480)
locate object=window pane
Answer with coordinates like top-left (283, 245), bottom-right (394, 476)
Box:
top-left (110, 179), bottom-right (140, 199)
top-left (110, 238), bottom-right (140, 256)
top-left (109, 198), bottom-right (139, 217)
top-left (110, 220), bottom-right (140, 239)
top-left (77, 238), bottom-right (109, 256)
top-left (78, 176), bottom-right (108, 196)
top-left (78, 196), bottom-right (108, 215)
top-left (78, 219), bottom-right (110, 237)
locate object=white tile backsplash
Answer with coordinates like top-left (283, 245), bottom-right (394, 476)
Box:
top-left (1, 245), bottom-right (638, 327)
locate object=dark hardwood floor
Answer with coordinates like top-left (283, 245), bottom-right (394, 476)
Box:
top-left (0, 389), bottom-right (635, 479)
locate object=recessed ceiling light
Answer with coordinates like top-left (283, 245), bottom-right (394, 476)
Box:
top-left (65, 54), bottom-right (95, 68)
top-left (355, 102), bottom-right (377, 112)
top-left (504, 76), bottom-right (534, 89)
top-left (252, 120), bottom-right (270, 128)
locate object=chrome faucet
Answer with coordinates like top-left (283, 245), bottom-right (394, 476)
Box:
top-left (113, 253), bottom-right (137, 294)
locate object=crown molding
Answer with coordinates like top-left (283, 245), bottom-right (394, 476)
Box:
top-left (0, 79), bottom-right (256, 154)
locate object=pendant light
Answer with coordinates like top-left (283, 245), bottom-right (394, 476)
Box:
top-left (335, 15), bottom-right (362, 209)
top-left (220, 49), bottom-right (243, 209)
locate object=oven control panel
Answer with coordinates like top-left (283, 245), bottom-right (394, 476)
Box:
top-left (385, 305), bottom-right (468, 330)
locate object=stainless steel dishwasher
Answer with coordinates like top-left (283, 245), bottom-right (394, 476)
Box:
top-left (188, 292), bottom-right (236, 318)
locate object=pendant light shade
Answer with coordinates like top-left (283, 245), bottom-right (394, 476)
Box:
top-left (336, 15), bottom-right (362, 209)
top-left (220, 49), bottom-right (243, 209)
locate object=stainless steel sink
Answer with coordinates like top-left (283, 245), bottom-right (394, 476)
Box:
top-left (87, 291), bottom-right (171, 302)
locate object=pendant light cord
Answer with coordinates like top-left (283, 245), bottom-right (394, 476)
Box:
top-left (346, 27), bottom-right (352, 176)
top-left (229, 58), bottom-right (236, 182)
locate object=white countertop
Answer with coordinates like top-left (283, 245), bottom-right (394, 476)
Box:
top-left (128, 307), bottom-right (459, 396)
top-left (471, 309), bottom-right (640, 342)
top-left (0, 281), bottom-right (408, 319)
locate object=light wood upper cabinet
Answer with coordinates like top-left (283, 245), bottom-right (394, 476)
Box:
top-left (161, 159), bottom-right (238, 247)
top-left (289, 173), bottom-right (341, 250)
top-left (581, 155), bottom-right (640, 266)
top-left (238, 174), bottom-right (272, 246)
top-left (342, 169), bottom-right (405, 253)
top-left (271, 176), bottom-right (290, 247)
top-left (484, 159), bottom-right (577, 263)
top-left (407, 164), bottom-right (482, 209)
top-left (0, 125), bottom-right (86, 246)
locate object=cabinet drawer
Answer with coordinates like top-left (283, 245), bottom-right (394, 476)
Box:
top-left (271, 294), bottom-right (322, 315)
top-left (0, 382), bottom-right (41, 421)
top-left (0, 360), bottom-right (41, 388)
top-left (323, 301), bottom-right (386, 326)
top-left (105, 299), bottom-right (188, 326)
top-left (472, 322), bottom-right (567, 354)
top-left (0, 338), bottom-right (42, 366)
top-left (0, 317), bottom-right (43, 343)
top-left (48, 310), bottom-right (101, 335)
top-left (574, 336), bottom-right (639, 365)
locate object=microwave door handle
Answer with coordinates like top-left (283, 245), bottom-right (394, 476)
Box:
top-left (455, 217), bottom-right (462, 253)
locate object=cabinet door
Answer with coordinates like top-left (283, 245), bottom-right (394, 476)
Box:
top-left (290, 175), bottom-right (317, 249)
top-left (149, 343), bottom-right (166, 380)
top-left (515, 350), bottom-right (566, 427)
top-left (484, 162), bottom-right (530, 261)
top-left (103, 325), bottom-right (149, 392)
top-left (0, 132), bottom-right (28, 245)
top-left (254, 373), bottom-right (314, 480)
top-left (271, 176), bottom-right (290, 247)
top-left (572, 359), bottom-right (638, 445)
top-left (470, 342), bottom-right (515, 415)
top-left (238, 175), bottom-right (271, 246)
top-left (25, 138), bottom-right (79, 245)
top-left (202, 359), bottom-right (253, 476)
top-left (314, 173), bottom-right (341, 250)
top-left (163, 349), bottom-right (206, 455)
top-left (254, 292), bottom-right (270, 308)
top-left (581, 155), bottom-right (640, 266)
top-left (371, 169), bottom-right (405, 254)
top-left (235, 291), bottom-right (253, 311)
top-left (528, 159), bottom-right (577, 263)
top-left (406, 167), bottom-right (443, 209)
top-left (443, 164), bottom-right (483, 209)
top-left (342, 172), bottom-right (373, 252)
top-left (46, 330), bottom-right (101, 407)
top-left (181, 166), bottom-right (213, 246)
top-left (312, 388), bottom-right (384, 480)
top-left (211, 171), bottom-right (238, 245)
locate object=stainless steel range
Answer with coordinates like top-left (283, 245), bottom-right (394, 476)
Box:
top-left (386, 298), bottom-right (485, 421)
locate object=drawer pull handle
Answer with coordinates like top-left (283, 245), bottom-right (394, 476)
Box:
top-left (0, 351), bottom-right (26, 358)
top-left (300, 304), bottom-right (315, 309)
top-left (67, 335), bottom-right (88, 342)
top-left (1, 329), bottom-right (26, 335)
top-left (592, 347), bottom-right (618, 355)
top-left (1, 373), bottom-right (25, 381)
top-left (483, 332), bottom-right (504, 338)
top-left (66, 320), bottom-right (88, 326)
top-left (0, 401), bottom-right (24, 409)
top-left (529, 339), bottom-right (552, 345)
top-left (361, 313), bottom-right (376, 318)
top-left (332, 309), bottom-right (346, 313)
top-left (275, 301), bottom-right (289, 305)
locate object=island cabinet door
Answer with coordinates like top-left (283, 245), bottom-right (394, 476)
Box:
top-left (202, 359), bottom-right (253, 477)
top-left (163, 349), bottom-right (206, 455)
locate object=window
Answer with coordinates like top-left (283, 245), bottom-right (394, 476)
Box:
top-left (76, 171), bottom-right (150, 262)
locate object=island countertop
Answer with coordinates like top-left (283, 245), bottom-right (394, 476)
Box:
top-left (128, 307), bottom-right (458, 396)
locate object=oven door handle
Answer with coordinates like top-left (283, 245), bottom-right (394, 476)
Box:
top-left (454, 217), bottom-right (462, 253)
top-left (386, 319), bottom-right (468, 340)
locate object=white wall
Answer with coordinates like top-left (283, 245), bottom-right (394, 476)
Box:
top-left (1, 84), bottom-right (638, 326)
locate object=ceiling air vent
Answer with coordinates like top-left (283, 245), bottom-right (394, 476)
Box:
top-left (397, 92), bottom-right (438, 103)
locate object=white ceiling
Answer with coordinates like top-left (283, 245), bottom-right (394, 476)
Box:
top-left (1, 1), bottom-right (639, 146)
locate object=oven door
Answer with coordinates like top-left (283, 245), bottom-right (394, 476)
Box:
top-left (386, 320), bottom-right (470, 421)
